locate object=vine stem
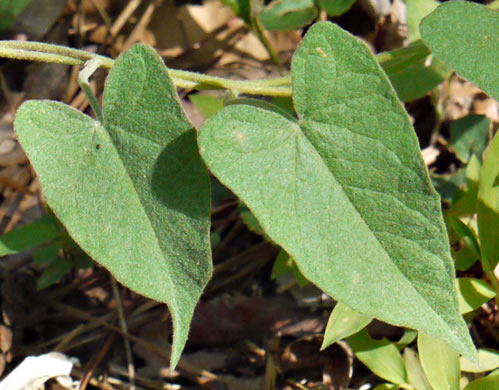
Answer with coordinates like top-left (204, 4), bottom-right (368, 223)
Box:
top-left (0, 40), bottom-right (292, 97)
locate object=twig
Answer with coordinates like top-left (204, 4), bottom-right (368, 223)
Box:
top-left (80, 332), bottom-right (116, 390)
top-left (110, 0), bottom-right (142, 37)
top-left (122, 0), bottom-right (160, 52)
top-left (111, 277), bottom-right (136, 390)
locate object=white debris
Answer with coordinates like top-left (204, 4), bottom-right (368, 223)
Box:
top-left (0, 352), bottom-right (78, 390)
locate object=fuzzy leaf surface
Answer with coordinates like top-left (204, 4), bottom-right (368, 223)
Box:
top-left (14, 44), bottom-right (212, 369)
top-left (199, 21), bottom-right (474, 360)
top-left (420, 1), bottom-right (499, 100)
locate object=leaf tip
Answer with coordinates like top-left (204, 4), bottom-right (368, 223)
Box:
top-left (462, 342), bottom-right (479, 365)
top-left (320, 340), bottom-right (331, 351)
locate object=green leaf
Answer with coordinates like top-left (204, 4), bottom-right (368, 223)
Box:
top-left (0, 0), bottom-right (32, 30)
top-left (456, 278), bottom-right (496, 314)
top-left (260, 0), bottom-right (317, 31)
top-left (0, 215), bottom-right (62, 256)
top-left (461, 349), bottom-right (499, 374)
top-left (432, 170), bottom-right (466, 205)
top-left (271, 249), bottom-right (291, 279)
top-left (347, 329), bottom-right (408, 385)
top-left (289, 260), bottom-right (308, 287)
top-left (452, 246), bottom-right (478, 272)
top-left (37, 256), bottom-right (73, 290)
top-left (239, 201), bottom-right (269, 239)
top-left (403, 348), bottom-right (432, 390)
top-left (396, 329), bottom-right (418, 351)
top-left (222, 0), bottom-right (251, 24)
top-left (450, 115), bottom-right (490, 164)
top-left (271, 96), bottom-right (296, 117)
top-left (379, 41), bottom-right (451, 102)
top-left (446, 215), bottom-right (480, 256)
top-left (211, 177), bottom-right (234, 205)
top-left (418, 333), bottom-right (460, 390)
top-left (14, 44), bottom-right (212, 369)
top-left (271, 249), bottom-right (309, 287)
top-left (373, 385), bottom-right (397, 390)
top-left (420, 1), bottom-right (499, 100)
top-left (477, 132), bottom-right (499, 274)
top-left (405, 0), bottom-right (439, 42)
top-left (318, 0), bottom-right (357, 17)
top-left (464, 374), bottom-right (499, 390)
top-left (33, 244), bottom-right (61, 265)
top-left (199, 21), bottom-right (475, 360)
top-left (450, 155), bottom-right (481, 217)
top-left (188, 94), bottom-right (224, 119)
top-left (227, 97), bottom-right (296, 122)
top-left (445, 215), bottom-right (481, 272)
top-left (322, 302), bottom-right (372, 350)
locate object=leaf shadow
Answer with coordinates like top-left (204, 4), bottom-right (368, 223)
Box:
top-left (151, 130), bottom-right (209, 220)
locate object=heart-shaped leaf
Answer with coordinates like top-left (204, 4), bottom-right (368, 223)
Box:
top-left (199, 21), bottom-right (475, 360)
top-left (420, 1), bottom-right (499, 100)
top-left (14, 44), bottom-right (212, 369)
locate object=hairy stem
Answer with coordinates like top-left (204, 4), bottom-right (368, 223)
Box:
top-left (0, 46), bottom-right (86, 66)
top-left (78, 58), bottom-right (105, 122)
top-left (0, 40), bottom-right (292, 97)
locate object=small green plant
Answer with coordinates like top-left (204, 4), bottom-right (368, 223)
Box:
top-left (0, 0), bottom-right (496, 373)
top-left (0, 212), bottom-right (92, 290)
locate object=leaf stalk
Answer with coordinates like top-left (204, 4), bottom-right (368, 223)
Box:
top-left (78, 58), bottom-right (105, 122)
